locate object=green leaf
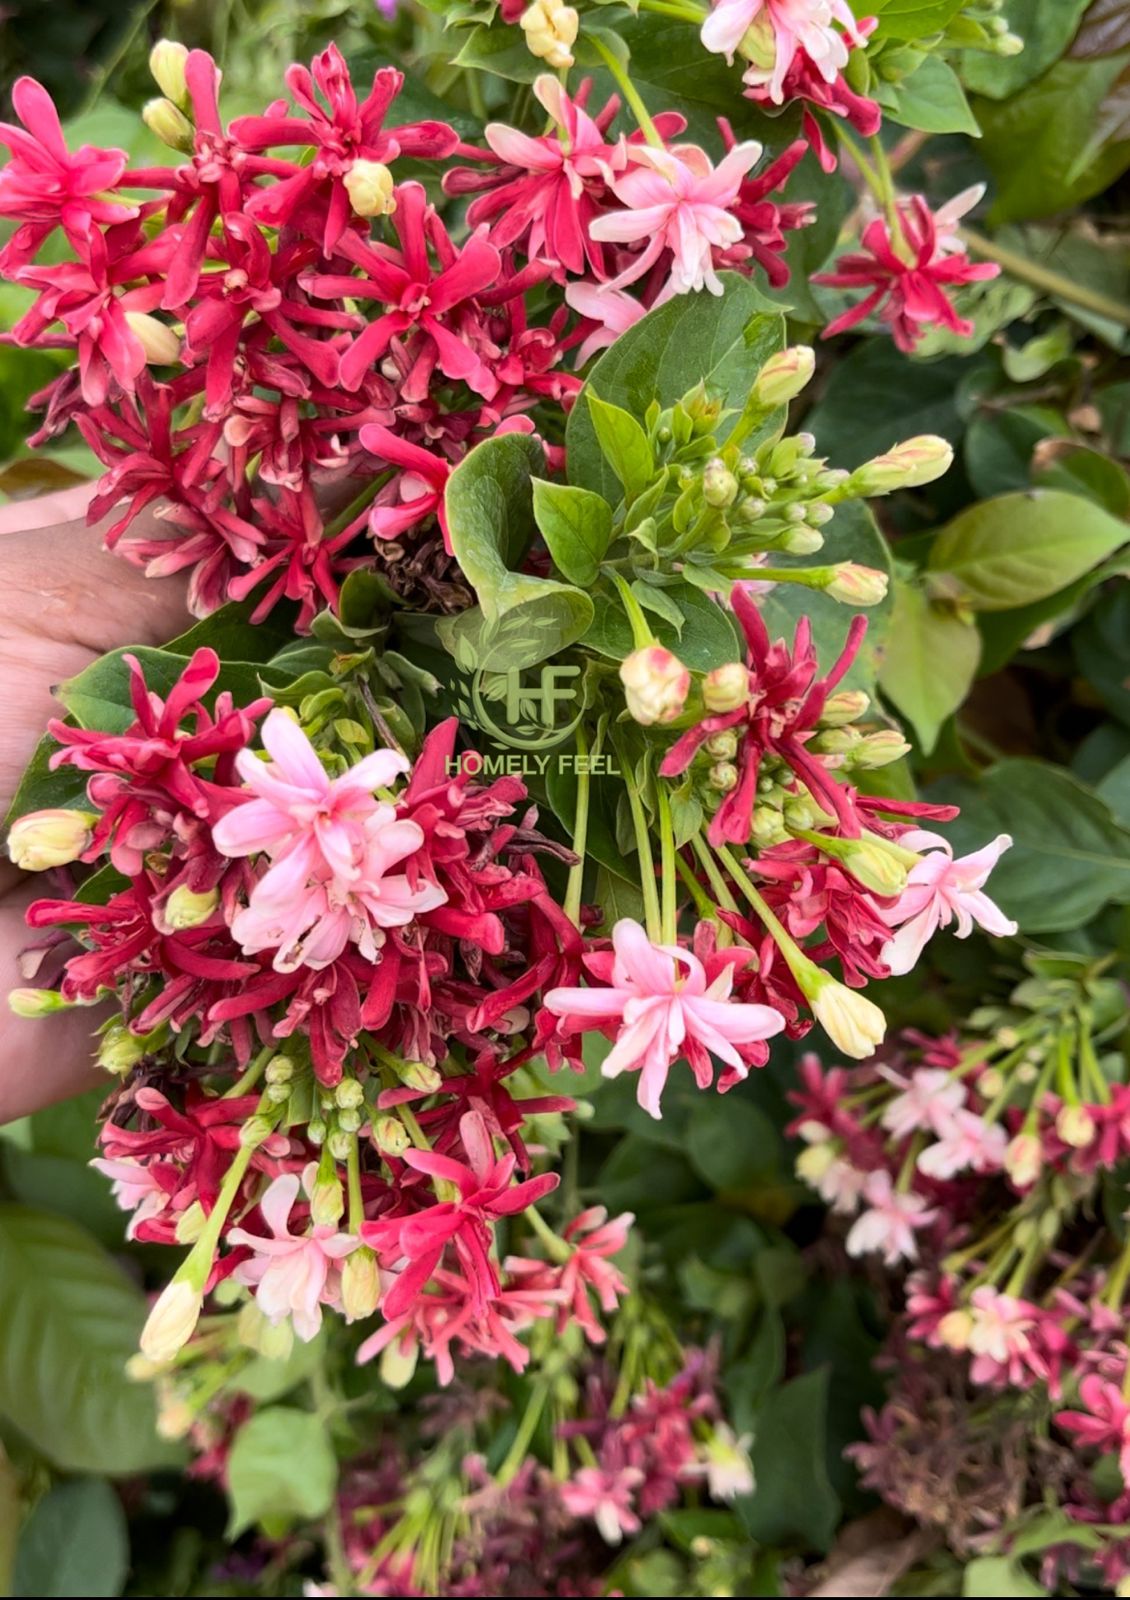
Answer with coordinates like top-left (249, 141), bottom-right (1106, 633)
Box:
top-left (583, 584), bottom-right (742, 672)
top-left (532, 478), bottom-right (613, 587)
top-left (451, 22), bottom-right (543, 82)
top-left (567, 277), bottom-right (785, 501)
top-left (883, 56), bottom-right (981, 135)
top-left (963, 405), bottom-right (1064, 499)
top-left (443, 434), bottom-right (594, 669)
top-left (929, 760), bottom-right (1130, 932)
top-left (13, 1479), bottom-right (128, 1598)
top-left (55, 646), bottom-right (274, 735)
top-left (227, 1406), bottom-right (338, 1535)
top-left (584, 395), bottom-right (654, 506)
top-left (870, 0), bottom-right (966, 39)
top-left (961, 1557), bottom-right (1046, 1597)
top-left (977, 53), bottom-right (1130, 224)
top-left (0, 1205), bottom-right (178, 1474)
top-left (960, 1), bottom-right (1091, 99)
top-left (740, 1369), bottom-right (841, 1552)
top-left (805, 339), bottom-right (984, 469)
top-left (927, 489), bottom-right (1129, 610)
top-left (687, 1096), bottom-right (782, 1194)
top-left (3, 730), bottom-right (88, 827)
top-left (878, 582), bottom-right (982, 752)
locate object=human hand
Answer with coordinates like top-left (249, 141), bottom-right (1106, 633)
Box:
top-left (0, 485), bottom-right (192, 1122)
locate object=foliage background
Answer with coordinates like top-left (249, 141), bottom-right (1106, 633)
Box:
top-left (1, 0), bottom-right (1130, 1594)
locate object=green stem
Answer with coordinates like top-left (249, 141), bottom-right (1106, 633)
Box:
top-left (674, 852), bottom-right (717, 922)
top-left (589, 36), bottom-right (663, 148)
top-left (399, 1103), bottom-right (432, 1152)
top-left (496, 1381), bottom-right (551, 1486)
top-left (222, 1044), bottom-right (275, 1099)
top-left (347, 1137), bottom-right (364, 1234)
top-left (525, 1203), bottom-right (572, 1264)
top-left (638, 0), bottom-right (707, 21)
top-left (323, 470), bottom-right (394, 541)
top-left (714, 841), bottom-right (820, 990)
top-left (655, 782), bottom-right (678, 945)
top-left (961, 227), bottom-right (1130, 330)
top-left (869, 134), bottom-right (903, 240)
top-left (689, 832), bottom-right (739, 915)
top-left (614, 738), bottom-right (662, 942)
top-left (563, 725), bottom-right (591, 928)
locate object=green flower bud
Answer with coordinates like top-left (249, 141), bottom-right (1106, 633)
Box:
top-left (702, 662), bottom-right (750, 714)
top-left (142, 98), bottom-right (194, 154)
top-left (149, 39), bottom-right (189, 105)
top-left (702, 458), bottom-right (739, 509)
top-left (754, 346), bottom-right (815, 408)
top-left (852, 436), bottom-right (953, 495)
top-left (98, 1022), bottom-right (148, 1076)
top-left (375, 1114), bottom-right (411, 1157)
top-left (8, 808), bottom-right (97, 870)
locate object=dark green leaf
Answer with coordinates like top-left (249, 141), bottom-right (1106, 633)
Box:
top-left (532, 478), bottom-right (613, 587)
top-left (583, 585), bottom-right (742, 672)
top-left (878, 581), bottom-right (982, 752)
top-left (740, 1369), bottom-right (841, 1552)
top-left (870, 0), bottom-right (966, 39)
top-left (13, 1479), bottom-right (127, 1597)
top-left (0, 1205), bottom-right (178, 1474)
top-left (883, 57), bottom-right (981, 134)
top-left (960, 0), bottom-right (1091, 98)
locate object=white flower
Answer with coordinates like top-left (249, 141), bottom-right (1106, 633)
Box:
top-left (880, 831), bottom-right (1018, 976)
top-left (879, 1066), bottom-right (965, 1139)
top-left (845, 1170), bottom-right (937, 1267)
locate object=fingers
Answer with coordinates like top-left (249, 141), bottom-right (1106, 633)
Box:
top-left (0, 487), bottom-right (193, 657)
top-left (0, 879), bottom-right (105, 1122)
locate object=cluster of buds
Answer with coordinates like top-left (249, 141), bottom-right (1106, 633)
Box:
top-left (520, 0), bottom-right (580, 69)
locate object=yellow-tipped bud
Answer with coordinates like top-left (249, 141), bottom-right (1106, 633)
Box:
top-left (754, 345), bottom-right (815, 408)
top-left (344, 158), bottom-right (397, 218)
top-left (149, 40), bottom-right (190, 106)
top-left (142, 97), bottom-right (194, 154)
top-left (8, 808), bottom-right (96, 870)
top-left (162, 884), bottom-right (219, 930)
top-left (125, 310), bottom-right (183, 364)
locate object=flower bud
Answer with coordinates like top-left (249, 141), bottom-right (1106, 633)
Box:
top-left (754, 346), bottom-right (815, 408)
top-left (750, 803), bottom-right (787, 844)
top-left (125, 310), bottom-right (183, 364)
top-left (778, 525), bottom-right (825, 555)
top-left (810, 977), bottom-right (886, 1059)
top-left (702, 662), bottom-right (750, 714)
top-left (341, 1247), bottom-right (381, 1321)
top-left (265, 1053), bottom-right (295, 1085)
top-left (98, 1022), bottom-right (148, 1076)
top-left (620, 646), bottom-right (690, 726)
top-left (1055, 1104), bottom-right (1096, 1149)
top-left (1003, 1131), bottom-right (1043, 1189)
top-left (821, 690), bottom-right (870, 727)
top-left (336, 1107), bottom-right (362, 1135)
top-left (140, 1278), bottom-right (203, 1365)
top-left (810, 726), bottom-right (862, 755)
top-left (155, 1384), bottom-right (195, 1441)
top-left (335, 1077), bottom-right (365, 1110)
top-left (149, 39), bottom-right (189, 105)
top-left (700, 1424), bottom-right (755, 1501)
top-left (825, 563), bottom-right (889, 606)
top-left (396, 1059), bottom-right (442, 1093)
top-left (702, 458), bottom-right (739, 509)
top-left (343, 158), bottom-right (396, 218)
top-left (710, 762), bottom-right (740, 794)
top-left (174, 1201), bottom-right (206, 1245)
top-left (311, 1166), bottom-right (345, 1227)
top-left (380, 1332), bottom-right (420, 1389)
top-left (796, 1142), bottom-right (836, 1185)
top-left (142, 96), bottom-right (194, 153)
top-left (374, 1114), bottom-right (411, 1157)
top-left (8, 986), bottom-right (71, 1017)
top-left (162, 884), bottom-right (219, 930)
top-left (849, 731), bottom-right (912, 770)
top-left (852, 435), bottom-right (954, 495)
top-left (704, 729), bottom-right (739, 761)
top-left (239, 1115), bottom-right (277, 1149)
top-left (836, 838), bottom-right (909, 898)
top-left (519, 0), bottom-right (579, 69)
top-left (937, 1309), bottom-right (974, 1351)
top-left (8, 808), bottom-right (96, 870)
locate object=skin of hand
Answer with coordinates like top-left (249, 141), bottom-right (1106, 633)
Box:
top-left (0, 485), bottom-right (191, 1123)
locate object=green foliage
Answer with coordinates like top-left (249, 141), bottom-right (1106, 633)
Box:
top-left (227, 1407), bottom-right (339, 1535)
top-left (13, 1479), bottom-right (128, 1597)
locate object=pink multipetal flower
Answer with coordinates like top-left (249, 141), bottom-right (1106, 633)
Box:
top-left (845, 1169), bottom-right (937, 1266)
top-left (880, 830), bottom-right (1017, 975)
top-left (702, 1), bottom-right (866, 101)
top-left (589, 140), bottom-right (765, 296)
top-left (545, 917), bottom-right (785, 1119)
top-left (213, 710), bottom-right (447, 970)
top-left (229, 1167), bottom-right (358, 1341)
top-left (878, 1065), bottom-right (965, 1140)
top-left (916, 1108), bottom-right (1007, 1180)
top-left (560, 1465), bottom-right (644, 1544)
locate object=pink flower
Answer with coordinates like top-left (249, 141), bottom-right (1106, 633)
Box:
top-left (589, 141), bottom-right (765, 296)
top-left (456, 75), bottom-right (624, 276)
top-left (89, 1156), bottom-right (170, 1240)
top-left (564, 280), bottom-right (648, 365)
top-left (0, 77), bottom-right (137, 270)
top-left (229, 1167), bottom-right (357, 1341)
top-left (966, 1285), bottom-right (1038, 1388)
top-left (361, 425), bottom-right (453, 545)
top-left (561, 1465), bottom-right (644, 1544)
top-left (880, 831), bottom-right (1017, 976)
top-left (741, 20), bottom-right (879, 173)
top-left (702, 1), bottom-right (866, 102)
top-left (845, 1169), bottom-right (937, 1266)
top-left (1056, 1375), bottom-right (1130, 1485)
top-left (916, 1109), bottom-right (1007, 1180)
top-left (814, 195), bottom-right (1000, 352)
top-left (879, 1066), bottom-right (965, 1139)
top-left (545, 918), bottom-right (785, 1119)
top-left (362, 1110), bottom-right (559, 1318)
top-left (213, 710), bottom-right (447, 970)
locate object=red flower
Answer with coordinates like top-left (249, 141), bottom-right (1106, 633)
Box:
top-left (660, 587), bottom-right (868, 842)
top-left (814, 196), bottom-right (998, 352)
top-left (231, 48), bottom-right (458, 252)
top-left (0, 77), bottom-right (137, 270)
